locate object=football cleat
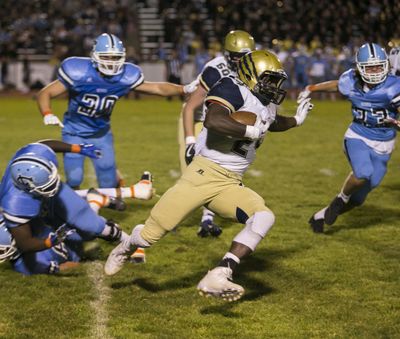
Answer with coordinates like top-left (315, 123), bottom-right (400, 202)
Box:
top-left (129, 247), bottom-right (146, 264)
top-left (87, 188), bottom-right (126, 211)
top-left (197, 267), bottom-right (244, 302)
top-left (197, 219), bottom-right (222, 238)
top-left (324, 196), bottom-right (346, 226)
top-left (104, 241), bottom-right (135, 276)
top-left (131, 171), bottom-right (154, 200)
top-left (309, 215), bottom-right (325, 233)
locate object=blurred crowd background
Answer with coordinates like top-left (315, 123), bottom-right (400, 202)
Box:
top-left (0, 0), bottom-right (399, 96)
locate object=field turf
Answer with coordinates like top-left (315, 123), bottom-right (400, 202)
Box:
top-left (0, 96), bottom-right (398, 338)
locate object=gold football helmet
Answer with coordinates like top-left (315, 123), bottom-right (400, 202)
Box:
top-left (237, 50), bottom-right (287, 105)
top-left (224, 30), bottom-right (255, 70)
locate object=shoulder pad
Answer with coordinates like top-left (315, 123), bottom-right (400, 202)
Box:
top-left (58, 57), bottom-right (92, 86)
top-left (206, 77), bottom-right (244, 112)
top-left (121, 63), bottom-right (144, 89)
top-left (2, 190), bottom-right (41, 227)
top-left (338, 69), bottom-right (355, 96)
top-left (200, 66), bottom-right (222, 91)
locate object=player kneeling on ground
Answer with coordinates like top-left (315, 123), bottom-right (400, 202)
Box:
top-left (104, 50), bottom-right (313, 301)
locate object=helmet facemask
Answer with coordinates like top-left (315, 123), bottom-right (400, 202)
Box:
top-left (253, 71), bottom-right (287, 105)
top-left (356, 59), bottom-right (389, 84)
top-left (92, 52), bottom-right (126, 76)
top-left (225, 50), bottom-right (251, 71)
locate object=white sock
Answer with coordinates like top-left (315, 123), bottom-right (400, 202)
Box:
top-left (223, 252), bottom-right (240, 265)
top-left (201, 207), bottom-right (215, 222)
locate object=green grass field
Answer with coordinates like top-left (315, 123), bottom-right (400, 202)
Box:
top-left (0, 96), bottom-right (399, 338)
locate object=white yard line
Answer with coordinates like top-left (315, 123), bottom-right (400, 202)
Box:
top-left (319, 168), bottom-right (336, 176)
top-left (169, 169), bottom-right (181, 178)
top-left (86, 166), bottom-right (112, 339)
top-left (87, 261), bottom-right (112, 339)
top-left (247, 169), bottom-right (263, 177)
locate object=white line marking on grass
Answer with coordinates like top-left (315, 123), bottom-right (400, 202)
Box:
top-left (87, 261), bottom-right (112, 339)
top-left (169, 169), bottom-right (181, 178)
top-left (247, 169), bottom-right (263, 177)
top-left (319, 168), bottom-right (336, 176)
top-left (86, 166), bottom-right (111, 339)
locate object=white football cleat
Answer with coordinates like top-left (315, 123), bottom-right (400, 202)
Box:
top-left (104, 241), bottom-right (135, 276)
top-left (131, 171), bottom-right (154, 200)
top-left (197, 267), bottom-right (244, 302)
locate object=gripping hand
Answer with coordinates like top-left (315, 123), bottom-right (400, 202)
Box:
top-left (43, 114), bottom-right (64, 127)
top-left (294, 98), bottom-right (314, 126)
top-left (183, 79), bottom-right (199, 94)
top-left (79, 143), bottom-right (102, 159)
top-left (46, 224), bottom-right (73, 247)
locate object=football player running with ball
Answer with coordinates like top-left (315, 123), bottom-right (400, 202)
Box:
top-left (300, 43), bottom-right (400, 233)
top-left (37, 33), bottom-right (195, 190)
top-left (179, 30), bottom-right (255, 237)
top-left (105, 50), bottom-right (313, 301)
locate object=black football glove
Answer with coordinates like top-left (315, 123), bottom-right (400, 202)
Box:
top-left (185, 143), bottom-right (196, 165)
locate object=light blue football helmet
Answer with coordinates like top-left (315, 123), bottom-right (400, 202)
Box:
top-left (0, 219), bottom-right (19, 263)
top-left (10, 155), bottom-right (60, 198)
top-left (92, 33), bottom-right (126, 76)
top-left (356, 43), bottom-right (389, 84)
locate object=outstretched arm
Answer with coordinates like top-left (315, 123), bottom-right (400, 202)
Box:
top-left (134, 81), bottom-right (185, 97)
top-left (298, 80), bottom-right (339, 102)
top-left (38, 139), bottom-right (101, 159)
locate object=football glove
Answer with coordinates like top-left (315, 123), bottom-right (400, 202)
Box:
top-left (297, 86), bottom-right (311, 103)
top-left (197, 220), bottom-right (222, 238)
top-left (185, 143), bottom-right (196, 165)
top-left (47, 224), bottom-right (73, 247)
top-left (79, 143), bottom-right (102, 159)
top-left (43, 114), bottom-right (64, 127)
top-left (183, 79), bottom-right (199, 94)
top-left (244, 119), bottom-right (269, 140)
top-left (294, 98), bottom-right (314, 126)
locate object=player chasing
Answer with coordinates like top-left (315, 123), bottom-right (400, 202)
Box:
top-left (301, 43), bottom-right (400, 233)
top-left (37, 33), bottom-right (196, 194)
top-left (104, 50), bottom-right (313, 302)
top-left (0, 140), bottom-right (153, 274)
top-left (179, 30), bottom-right (255, 237)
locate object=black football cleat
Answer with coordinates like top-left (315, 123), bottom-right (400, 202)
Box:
top-left (324, 196), bottom-right (346, 225)
top-left (140, 171), bottom-right (152, 182)
top-left (108, 196), bottom-right (127, 211)
top-left (197, 219), bottom-right (222, 238)
top-left (309, 215), bottom-right (325, 233)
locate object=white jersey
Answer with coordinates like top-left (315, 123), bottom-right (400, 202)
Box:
top-left (194, 56), bottom-right (235, 122)
top-left (389, 47), bottom-right (400, 76)
top-left (196, 77), bottom-right (277, 175)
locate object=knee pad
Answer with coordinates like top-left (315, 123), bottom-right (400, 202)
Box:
top-left (233, 211), bottom-right (275, 251)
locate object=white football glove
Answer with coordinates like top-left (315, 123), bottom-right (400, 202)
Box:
top-left (294, 98), bottom-right (314, 126)
top-left (297, 86), bottom-right (311, 104)
top-left (43, 114), bottom-right (64, 127)
top-left (183, 79), bottom-right (199, 94)
top-left (244, 119), bottom-right (269, 140)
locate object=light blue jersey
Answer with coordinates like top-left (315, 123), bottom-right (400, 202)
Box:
top-left (338, 69), bottom-right (400, 141)
top-left (11, 223), bottom-right (82, 275)
top-left (58, 57), bottom-right (144, 137)
top-left (0, 143), bottom-right (106, 237)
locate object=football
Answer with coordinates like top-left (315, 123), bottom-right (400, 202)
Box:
top-left (230, 111), bottom-right (257, 125)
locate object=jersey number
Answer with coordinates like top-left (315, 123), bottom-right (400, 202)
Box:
top-left (355, 107), bottom-right (388, 126)
top-left (77, 94), bottom-right (118, 117)
top-left (216, 63), bottom-right (230, 76)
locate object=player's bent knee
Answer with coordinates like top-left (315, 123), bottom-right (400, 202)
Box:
top-left (233, 210), bottom-right (275, 251)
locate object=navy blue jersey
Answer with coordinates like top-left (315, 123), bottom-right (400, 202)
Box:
top-left (339, 70), bottom-right (400, 141)
top-left (206, 77), bottom-right (244, 113)
top-left (199, 56), bottom-right (231, 91)
top-left (58, 57), bottom-right (144, 137)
